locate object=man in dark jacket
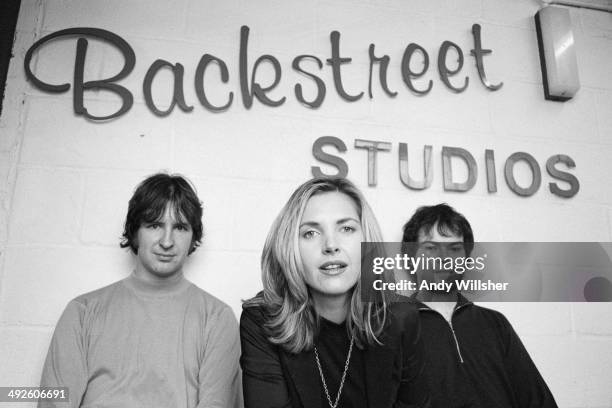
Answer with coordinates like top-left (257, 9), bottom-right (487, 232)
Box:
top-left (401, 203), bottom-right (558, 408)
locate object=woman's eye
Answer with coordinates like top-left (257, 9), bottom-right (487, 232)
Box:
top-left (302, 230), bottom-right (317, 239)
top-left (147, 223), bottom-right (160, 229)
top-left (341, 226), bottom-right (355, 233)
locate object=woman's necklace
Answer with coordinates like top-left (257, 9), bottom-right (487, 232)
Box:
top-left (314, 335), bottom-right (355, 408)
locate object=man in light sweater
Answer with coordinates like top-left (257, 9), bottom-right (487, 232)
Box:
top-left (39, 173), bottom-right (241, 408)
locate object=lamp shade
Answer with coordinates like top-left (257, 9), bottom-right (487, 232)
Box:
top-left (535, 6), bottom-right (580, 101)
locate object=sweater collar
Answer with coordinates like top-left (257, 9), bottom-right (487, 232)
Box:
top-left (123, 272), bottom-right (191, 297)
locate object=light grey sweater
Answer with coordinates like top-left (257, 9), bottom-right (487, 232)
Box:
top-left (39, 274), bottom-right (241, 408)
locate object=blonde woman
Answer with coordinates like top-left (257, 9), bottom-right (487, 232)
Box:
top-left (240, 177), bottom-right (429, 408)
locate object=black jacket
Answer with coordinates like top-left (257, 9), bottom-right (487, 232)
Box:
top-left (240, 303), bottom-right (430, 408)
top-left (406, 293), bottom-right (558, 408)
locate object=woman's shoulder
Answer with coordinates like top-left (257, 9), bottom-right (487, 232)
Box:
top-left (240, 301), bottom-right (268, 326)
top-left (241, 296), bottom-right (279, 336)
top-left (240, 304), bottom-right (275, 354)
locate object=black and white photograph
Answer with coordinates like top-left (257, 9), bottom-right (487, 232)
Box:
top-left (1, 0), bottom-right (611, 407)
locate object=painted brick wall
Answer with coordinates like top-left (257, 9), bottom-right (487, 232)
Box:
top-left (1, 0), bottom-right (612, 407)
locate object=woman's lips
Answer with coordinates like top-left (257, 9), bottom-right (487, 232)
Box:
top-left (319, 261), bottom-right (348, 275)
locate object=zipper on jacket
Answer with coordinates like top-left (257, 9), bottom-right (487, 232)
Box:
top-left (419, 302), bottom-right (469, 364)
top-left (447, 319), bottom-right (464, 363)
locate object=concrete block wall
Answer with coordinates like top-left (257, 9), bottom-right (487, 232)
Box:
top-left (1, 0), bottom-right (611, 406)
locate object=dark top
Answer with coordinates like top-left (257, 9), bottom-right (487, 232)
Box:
top-left (314, 318), bottom-right (367, 408)
top-left (240, 303), bottom-right (431, 408)
top-left (407, 293), bottom-right (558, 408)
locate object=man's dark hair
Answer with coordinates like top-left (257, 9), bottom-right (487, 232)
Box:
top-left (402, 203), bottom-right (474, 256)
top-left (120, 173), bottom-right (203, 255)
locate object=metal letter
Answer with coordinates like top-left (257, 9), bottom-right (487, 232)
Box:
top-left (438, 41), bottom-right (468, 93)
top-left (195, 54), bottom-right (233, 112)
top-left (485, 149), bottom-right (497, 193)
top-left (326, 31), bottom-right (363, 102)
top-left (399, 143), bottom-right (433, 190)
top-left (293, 55), bottom-right (326, 108)
top-left (504, 152), bottom-right (542, 197)
top-left (312, 136), bottom-right (349, 178)
top-left (546, 154), bottom-right (579, 198)
top-left (401, 43), bottom-right (433, 95)
top-left (143, 60), bottom-right (193, 117)
top-left (368, 44), bottom-right (397, 98)
top-left (24, 28), bottom-right (135, 120)
top-left (239, 25), bottom-right (286, 109)
top-left (354, 139), bottom-right (392, 186)
top-left (470, 24), bottom-right (503, 91)
top-left (442, 146), bottom-right (477, 192)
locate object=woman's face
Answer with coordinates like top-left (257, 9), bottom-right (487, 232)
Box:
top-left (298, 191), bottom-right (363, 304)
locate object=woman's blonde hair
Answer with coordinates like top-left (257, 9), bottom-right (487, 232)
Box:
top-left (244, 177), bottom-right (387, 353)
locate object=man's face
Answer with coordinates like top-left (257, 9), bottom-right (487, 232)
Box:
top-left (415, 222), bottom-right (466, 292)
top-left (134, 204), bottom-right (194, 281)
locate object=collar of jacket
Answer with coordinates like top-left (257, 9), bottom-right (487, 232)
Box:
top-left (406, 291), bottom-right (473, 311)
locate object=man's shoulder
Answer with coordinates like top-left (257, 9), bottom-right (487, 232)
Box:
top-left (185, 282), bottom-right (236, 320)
top-left (70, 279), bottom-right (127, 308)
top-left (389, 301), bottom-right (419, 326)
top-left (53, 280), bottom-right (127, 327)
top-left (468, 303), bottom-right (508, 318)
top-left (461, 303), bottom-right (513, 330)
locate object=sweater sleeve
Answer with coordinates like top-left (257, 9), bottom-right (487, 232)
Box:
top-left (394, 306), bottom-right (431, 408)
top-left (197, 305), bottom-right (242, 408)
top-left (38, 300), bottom-right (88, 408)
top-left (500, 314), bottom-right (559, 408)
top-left (239, 307), bottom-right (292, 408)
